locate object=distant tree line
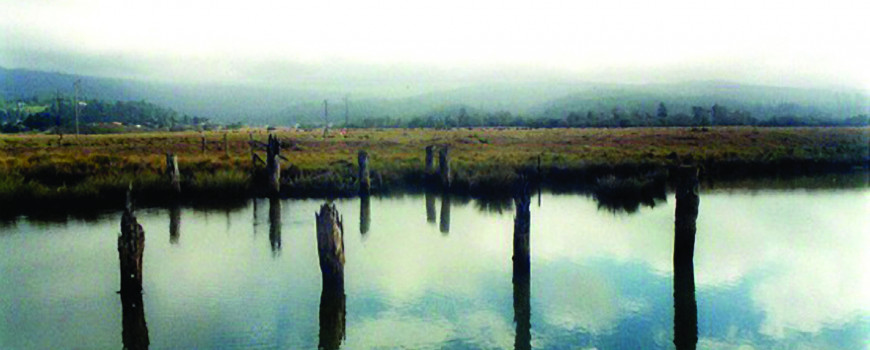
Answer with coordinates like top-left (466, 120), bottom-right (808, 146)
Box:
top-left (344, 103), bottom-right (868, 129)
top-left (0, 96), bottom-right (217, 133)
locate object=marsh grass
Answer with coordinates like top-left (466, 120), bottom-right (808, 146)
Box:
top-left (0, 127), bottom-right (866, 212)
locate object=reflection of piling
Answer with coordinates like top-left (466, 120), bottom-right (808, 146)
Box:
top-left (513, 183), bottom-right (531, 350)
top-left (439, 146), bottom-right (451, 189)
top-left (165, 153), bottom-right (180, 193)
top-left (439, 193), bottom-right (451, 234)
top-left (120, 290), bottom-right (150, 350)
top-left (358, 150), bottom-right (370, 195)
top-left (673, 166), bottom-right (699, 350)
top-left (316, 203), bottom-right (345, 290)
top-left (169, 204), bottom-right (180, 244)
top-left (425, 190), bottom-right (436, 224)
top-left (266, 134), bottom-right (281, 195)
top-left (318, 287), bottom-right (346, 350)
top-left (119, 188), bottom-right (145, 295)
top-left (269, 197), bottom-right (282, 254)
top-left (360, 195), bottom-right (370, 235)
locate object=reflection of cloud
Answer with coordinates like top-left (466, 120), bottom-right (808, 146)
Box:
top-left (695, 191), bottom-right (870, 338)
top-left (346, 309), bottom-right (513, 349)
top-left (536, 267), bottom-right (622, 333)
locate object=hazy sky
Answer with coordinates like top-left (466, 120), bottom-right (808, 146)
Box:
top-left (2, 0), bottom-right (868, 91)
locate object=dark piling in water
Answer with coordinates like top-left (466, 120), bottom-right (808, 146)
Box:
top-left (439, 193), bottom-right (451, 234)
top-left (425, 145), bottom-right (435, 176)
top-left (119, 187), bottom-right (145, 295)
top-left (118, 187), bottom-right (149, 349)
top-left (673, 166), bottom-right (699, 350)
top-left (266, 134), bottom-right (281, 196)
top-left (439, 146), bottom-right (451, 189)
top-left (269, 197), bottom-right (281, 254)
top-left (358, 150), bottom-right (370, 195)
top-left (316, 202), bottom-right (346, 349)
top-left (513, 181), bottom-right (531, 350)
top-left (165, 153), bottom-right (180, 194)
top-left (316, 203), bottom-right (345, 290)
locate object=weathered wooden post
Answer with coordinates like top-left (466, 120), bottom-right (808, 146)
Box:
top-left (223, 132), bottom-right (229, 158)
top-left (425, 190), bottom-right (436, 224)
top-left (425, 145), bottom-right (435, 176)
top-left (266, 134), bottom-right (281, 195)
top-left (673, 166), bottom-right (699, 350)
top-left (269, 197), bottom-right (281, 254)
top-left (165, 153), bottom-right (181, 193)
top-left (169, 204), bottom-right (180, 244)
top-left (360, 195), bottom-right (370, 235)
top-left (316, 202), bottom-right (346, 350)
top-left (439, 146), bottom-right (451, 189)
top-left (439, 193), bottom-right (451, 234)
top-left (513, 180), bottom-right (531, 350)
top-left (358, 150), bottom-right (370, 195)
top-left (119, 186), bottom-right (145, 295)
top-left (201, 135), bottom-right (206, 154)
top-left (118, 186), bottom-right (149, 350)
top-left (316, 203), bottom-right (345, 290)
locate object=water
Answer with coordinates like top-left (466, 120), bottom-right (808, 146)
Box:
top-left (1, 183), bottom-right (868, 349)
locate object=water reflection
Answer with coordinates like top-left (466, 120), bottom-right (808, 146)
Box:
top-left (360, 195), bottom-right (371, 236)
top-left (120, 291), bottom-right (150, 350)
top-left (513, 188), bottom-right (532, 350)
top-left (439, 193), bottom-right (451, 234)
top-left (592, 174), bottom-right (667, 214)
top-left (169, 204), bottom-right (180, 245)
top-left (269, 197), bottom-right (281, 255)
top-left (425, 190), bottom-right (436, 224)
top-left (319, 287), bottom-right (346, 350)
top-left (673, 168), bottom-right (699, 350)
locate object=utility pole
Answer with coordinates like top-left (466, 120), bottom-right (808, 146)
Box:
top-left (74, 79), bottom-right (81, 136)
top-left (323, 99), bottom-right (329, 126)
top-left (343, 95), bottom-right (349, 127)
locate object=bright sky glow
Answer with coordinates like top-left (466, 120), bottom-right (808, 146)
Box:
top-left (1, 0), bottom-right (867, 90)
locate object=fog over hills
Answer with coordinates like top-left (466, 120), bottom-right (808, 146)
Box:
top-left (2, 66), bottom-right (867, 126)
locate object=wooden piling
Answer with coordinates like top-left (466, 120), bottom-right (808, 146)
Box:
top-left (165, 153), bottom-right (180, 193)
top-left (120, 290), bottom-right (150, 350)
top-left (425, 145), bottom-right (435, 175)
top-left (118, 187), bottom-right (145, 295)
top-left (316, 203), bottom-right (345, 290)
top-left (200, 135), bottom-right (206, 154)
top-left (439, 146), bottom-right (451, 189)
top-left (266, 134), bottom-right (281, 195)
top-left (358, 150), bottom-right (370, 195)
top-left (673, 165), bottom-right (699, 350)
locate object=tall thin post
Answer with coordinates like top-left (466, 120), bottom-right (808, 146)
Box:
top-left (513, 181), bottom-right (531, 350)
top-left (673, 166), bottom-right (699, 350)
top-left (425, 145), bottom-right (435, 176)
top-left (266, 134), bottom-right (281, 195)
top-left (439, 146), bottom-right (451, 189)
top-left (119, 186), bottom-right (146, 295)
top-left (165, 153), bottom-right (181, 193)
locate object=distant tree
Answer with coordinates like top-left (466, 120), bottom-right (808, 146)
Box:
top-left (711, 104), bottom-right (729, 125)
top-left (691, 106), bottom-right (711, 126)
top-left (656, 102), bottom-right (668, 126)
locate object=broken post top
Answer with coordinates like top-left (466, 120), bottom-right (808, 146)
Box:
top-left (316, 203), bottom-right (345, 290)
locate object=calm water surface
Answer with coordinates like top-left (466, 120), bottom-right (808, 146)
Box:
top-left (1, 184), bottom-right (868, 349)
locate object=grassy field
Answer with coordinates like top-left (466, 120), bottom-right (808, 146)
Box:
top-left (0, 126), bottom-right (867, 212)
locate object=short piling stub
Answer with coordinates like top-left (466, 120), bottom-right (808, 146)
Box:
top-left (119, 185), bottom-right (146, 295)
top-left (316, 203), bottom-right (345, 291)
top-left (438, 146), bottom-right (451, 189)
top-left (165, 153), bottom-right (181, 193)
top-left (358, 150), bottom-right (371, 195)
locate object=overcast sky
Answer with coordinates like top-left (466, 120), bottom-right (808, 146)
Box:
top-left (2, 0), bottom-right (867, 93)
